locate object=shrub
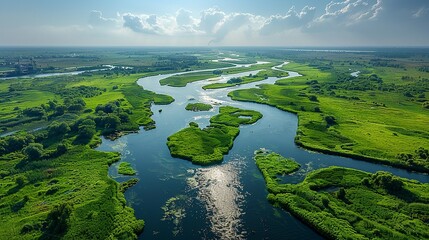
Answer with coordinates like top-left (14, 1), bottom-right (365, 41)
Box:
top-left (23, 143), bottom-right (44, 160)
top-left (325, 115), bottom-right (337, 127)
top-left (308, 95), bottom-right (318, 102)
top-left (41, 203), bottom-right (72, 239)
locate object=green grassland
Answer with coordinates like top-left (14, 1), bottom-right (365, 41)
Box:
top-left (185, 103), bottom-right (213, 112)
top-left (160, 71), bottom-right (220, 87)
top-left (159, 62), bottom-right (281, 87)
top-left (203, 69), bottom-right (289, 89)
top-left (229, 61), bottom-right (429, 172)
top-left (0, 48), bottom-right (233, 77)
top-left (221, 62), bottom-right (281, 75)
top-left (167, 106), bottom-right (262, 165)
top-left (118, 162), bottom-right (137, 175)
top-left (255, 151), bottom-right (429, 240)
top-left (0, 72), bottom-right (173, 134)
top-left (0, 145), bottom-right (144, 239)
top-left (0, 71), bottom-right (174, 239)
top-left (209, 105), bottom-right (263, 127)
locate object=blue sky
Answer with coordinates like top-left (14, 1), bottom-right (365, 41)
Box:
top-left (1, 0), bottom-right (428, 46)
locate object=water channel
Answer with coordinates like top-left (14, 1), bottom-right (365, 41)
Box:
top-left (97, 63), bottom-right (429, 239)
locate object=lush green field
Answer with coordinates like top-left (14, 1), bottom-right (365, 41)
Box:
top-left (167, 106), bottom-right (262, 165)
top-left (230, 60), bottom-right (429, 172)
top-left (159, 62), bottom-right (282, 88)
top-left (0, 47), bottom-right (233, 77)
top-left (118, 162), bottom-right (137, 175)
top-left (185, 102), bottom-right (213, 112)
top-left (202, 68), bottom-right (288, 89)
top-left (0, 145), bottom-right (144, 239)
top-left (0, 61), bottom-right (177, 239)
top-left (160, 71), bottom-right (220, 87)
top-left (254, 149), bottom-right (300, 191)
top-left (0, 72), bottom-right (174, 134)
top-left (209, 106), bottom-right (263, 127)
top-left (255, 151), bottom-right (429, 240)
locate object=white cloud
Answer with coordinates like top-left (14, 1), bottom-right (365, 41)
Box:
top-left (259, 6), bottom-right (316, 35)
top-left (87, 1), bottom-right (392, 46)
top-left (413, 7), bottom-right (428, 18)
top-left (123, 13), bottom-right (163, 34)
top-left (176, 9), bottom-right (195, 26)
top-left (315, 0), bottom-right (383, 25)
top-left (198, 8), bottom-right (226, 34)
top-left (89, 10), bottom-right (118, 27)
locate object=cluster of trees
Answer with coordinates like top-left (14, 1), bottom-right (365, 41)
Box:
top-left (94, 100), bottom-right (133, 134)
top-left (0, 132), bottom-right (35, 155)
top-left (418, 66), bottom-right (429, 73)
top-left (57, 86), bottom-right (103, 99)
top-left (1, 98), bottom-right (139, 162)
top-left (361, 171), bottom-right (404, 193)
top-left (212, 69), bottom-right (223, 75)
top-left (397, 147), bottom-right (429, 165)
top-left (369, 59), bottom-right (403, 68)
top-left (324, 115), bottom-right (337, 127)
top-left (227, 77), bottom-right (243, 84)
top-left (0, 122), bottom-right (72, 161)
top-left (154, 55), bottom-right (199, 70)
top-left (20, 97), bottom-right (87, 123)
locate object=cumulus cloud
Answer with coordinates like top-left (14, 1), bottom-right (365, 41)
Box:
top-left (88, 1), bottom-right (396, 45)
top-left (315, 0), bottom-right (382, 25)
top-left (198, 8), bottom-right (226, 34)
top-left (102, 6), bottom-right (319, 44)
top-left (260, 6), bottom-right (316, 35)
top-left (89, 10), bottom-right (118, 27)
top-left (122, 13), bottom-right (155, 34)
top-left (176, 9), bottom-right (194, 26)
top-left (122, 13), bottom-right (171, 35)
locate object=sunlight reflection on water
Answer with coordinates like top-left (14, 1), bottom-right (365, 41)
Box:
top-left (188, 157), bottom-right (247, 239)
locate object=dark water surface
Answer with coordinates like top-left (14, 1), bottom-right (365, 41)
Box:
top-left (97, 63), bottom-right (428, 240)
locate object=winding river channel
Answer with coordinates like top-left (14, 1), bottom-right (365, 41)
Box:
top-left (97, 63), bottom-right (429, 239)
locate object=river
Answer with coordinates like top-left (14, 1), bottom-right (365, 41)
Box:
top-left (0, 65), bottom-right (115, 80)
top-left (96, 63), bottom-right (428, 239)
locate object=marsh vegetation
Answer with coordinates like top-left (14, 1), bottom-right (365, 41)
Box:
top-left (167, 106), bottom-right (262, 164)
top-left (255, 150), bottom-right (429, 240)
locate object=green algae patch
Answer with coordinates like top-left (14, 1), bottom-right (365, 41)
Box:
top-left (118, 162), bottom-right (137, 175)
top-left (161, 195), bottom-right (187, 236)
top-left (167, 106), bottom-right (262, 165)
top-left (185, 103), bottom-right (213, 112)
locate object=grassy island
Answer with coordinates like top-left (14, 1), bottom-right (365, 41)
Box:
top-left (118, 162), bottom-right (137, 175)
top-left (167, 106), bottom-right (262, 165)
top-left (203, 69), bottom-right (288, 90)
top-left (254, 151), bottom-right (429, 240)
top-left (160, 71), bottom-right (220, 87)
top-left (159, 62), bottom-right (281, 87)
top-left (185, 103), bottom-right (213, 112)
